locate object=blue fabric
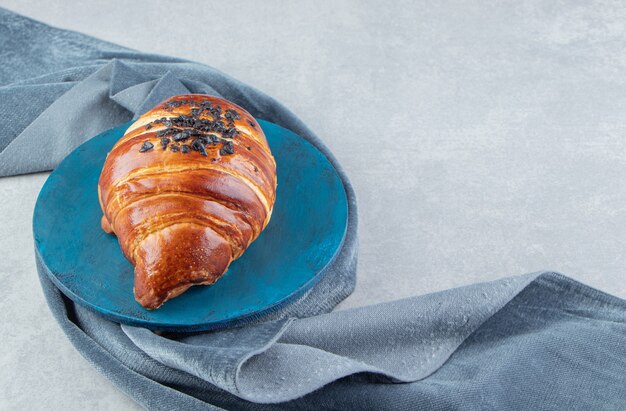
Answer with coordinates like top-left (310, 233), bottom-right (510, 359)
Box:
top-left (2, 7), bottom-right (625, 410)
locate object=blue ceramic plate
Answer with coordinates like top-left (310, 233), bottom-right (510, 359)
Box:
top-left (33, 120), bottom-right (348, 331)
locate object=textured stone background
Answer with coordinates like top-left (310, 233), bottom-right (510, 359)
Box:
top-left (1, 1), bottom-right (626, 409)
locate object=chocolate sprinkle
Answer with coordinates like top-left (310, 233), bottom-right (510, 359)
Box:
top-left (139, 101), bottom-right (247, 157)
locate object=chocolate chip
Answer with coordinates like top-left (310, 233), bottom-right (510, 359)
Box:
top-left (156, 129), bottom-right (173, 137)
top-left (191, 139), bottom-right (208, 156)
top-left (219, 141), bottom-right (234, 155)
top-left (225, 109), bottom-right (241, 120)
top-left (213, 120), bottom-right (225, 132)
top-left (173, 130), bottom-right (191, 142)
top-left (206, 134), bottom-right (219, 144)
top-left (181, 144), bottom-right (191, 153)
top-left (223, 128), bottom-right (238, 139)
top-left (209, 105), bottom-right (222, 120)
top-left (160, 138), bottom-right (170, 150)
top-left (170, 144), bottom-right (179, 152)
top-left (145, 124), bottom-right (152, 130)
top-left (164, 99), bottom-right (196, 109)
top-left (247, 120), bottom-right (256, 128)
top-left (139, 141), bottom-right (154, 152)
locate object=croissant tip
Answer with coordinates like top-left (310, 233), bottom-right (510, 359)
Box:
top-left (133, 287), bottom-right (163, 310)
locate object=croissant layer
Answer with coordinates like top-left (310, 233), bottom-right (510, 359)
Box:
top-left (98, 94), bottom-right (277, 309)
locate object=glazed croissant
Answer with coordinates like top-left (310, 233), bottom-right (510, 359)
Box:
top-left (98, 95), bottom-right (277, 309)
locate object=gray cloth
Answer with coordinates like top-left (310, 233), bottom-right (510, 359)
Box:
top-left (2, 7), bottom-right (626, 410)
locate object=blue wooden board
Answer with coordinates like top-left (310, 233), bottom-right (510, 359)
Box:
top-left (33, 120), bottom-right (348, 332)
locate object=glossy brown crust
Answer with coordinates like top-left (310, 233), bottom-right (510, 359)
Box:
top-left (98, 95), bottom-right (277, 309)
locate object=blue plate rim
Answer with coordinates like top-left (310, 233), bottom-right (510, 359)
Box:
top-left (33, 119), bottom-right (349, 332)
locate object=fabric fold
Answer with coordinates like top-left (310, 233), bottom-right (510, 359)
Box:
top-left (0, 61), bottom-right (130, 176)
top-left (109, 59), bottom-right (152, 97)
top-left (133, 71), bottom-right (191, 118)
top-left (123, 320), bottom-right (294, 398)
top-left (122, 272), bottom-right (543, 404)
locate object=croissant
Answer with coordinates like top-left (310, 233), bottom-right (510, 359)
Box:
top-left (98, 95), bottom-right (277, 309)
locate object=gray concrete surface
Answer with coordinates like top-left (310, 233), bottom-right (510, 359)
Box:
top-left (1, 1), bottom-right (626, 409)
